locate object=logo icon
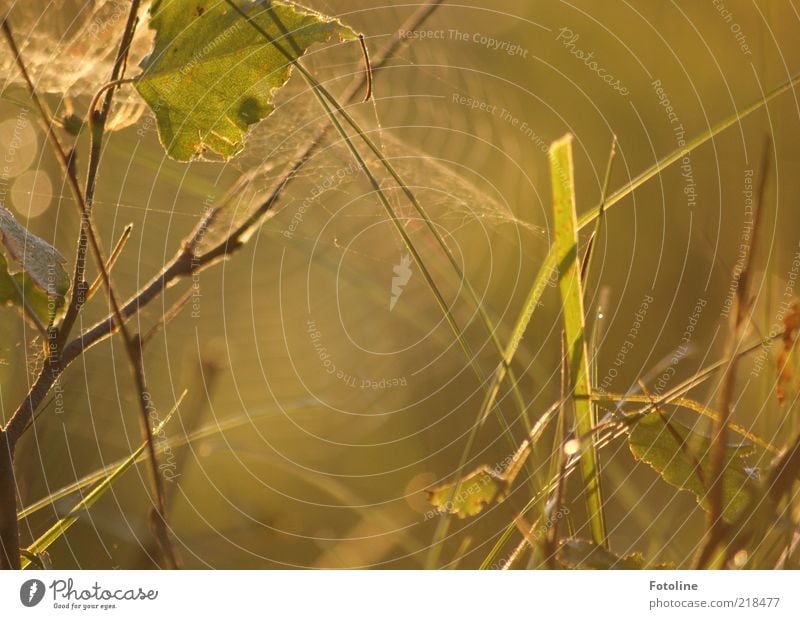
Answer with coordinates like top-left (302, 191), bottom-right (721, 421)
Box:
top-left (20, 579), bottom-right (45, 607)
top-left (390, 254), bottom-right (413, 311)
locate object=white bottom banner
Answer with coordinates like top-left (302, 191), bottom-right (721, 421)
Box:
top-left (1, 570), bottom-right (798, 617)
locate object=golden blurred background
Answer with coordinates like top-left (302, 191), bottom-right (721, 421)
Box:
top-left (1, 0), bottom-right (799, 568)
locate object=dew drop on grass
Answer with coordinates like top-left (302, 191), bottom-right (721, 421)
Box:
top-left (733, 550), bottom-right (749, 567)
top-left (564, 438), bottom-right (581, 456)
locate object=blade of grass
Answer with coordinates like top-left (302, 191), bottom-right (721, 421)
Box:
top-left (20, 391), bottom-right (185, 569)
top-left (695, 135), bottom-right (772, 569)
top-left (479, 399), bottom-right (563, 569)
top-left (233, 9), bottom-right (798, 566)
top-left (256, 2), bottom-right (532, 426)
top-left (539, 333), bottom-right (571, 569)
top-left (425, 252), bottom-right (557, 566)
top-left (580, 136), bottom-right (617, 286)
top-left (281, 40), bottom-right (534, 433)
top-left (19, 399), bottom-right (423, 564)
top-left (550, 134), bottom-right (606, 547)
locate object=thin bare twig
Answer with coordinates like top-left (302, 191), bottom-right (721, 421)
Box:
top-left (358, 34), bottom-right (373, 102)
top-left (85, 223), bottom-right (134, 301)
top-left (139, 287), bottom-right (194, 348)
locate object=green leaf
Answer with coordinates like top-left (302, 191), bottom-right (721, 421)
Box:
top-left (0, 207), bottom-right (69, 326)
top-left (135, 0), bottom-right (357, 161)
top-left (557, 539), bottom-right (676, 570)
top-left (628, 413), bottom-right (758, 522)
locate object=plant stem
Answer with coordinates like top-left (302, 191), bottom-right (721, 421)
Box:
top-left (0, 431), bottom-right (19, 569)
top-left (549, 134), bottom-right (606, 546)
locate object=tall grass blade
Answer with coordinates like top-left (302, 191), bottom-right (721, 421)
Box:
top-left (549, 134), bottom-right (607, 547)
top-left (580, 136), bottom-right (617, 287)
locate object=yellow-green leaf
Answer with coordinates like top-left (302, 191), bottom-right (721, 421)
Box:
top-left (426, 440), bottom-right (531, 519)
top-left (135, 0), bottom-right (357, 161)
top-left (628, 413), bottom-right (758, 522)
top-left (426, 466), bottom-right (508, 519)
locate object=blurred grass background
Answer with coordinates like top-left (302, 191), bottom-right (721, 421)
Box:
top-left (1, 0), bottom-right (800, 568)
